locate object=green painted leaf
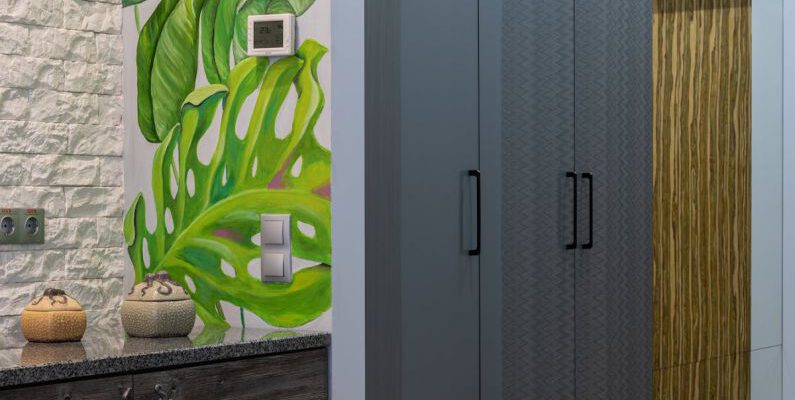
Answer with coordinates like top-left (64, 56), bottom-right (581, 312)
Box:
top-left (212, 0), bottom-right (240, 83)
top-left (200, 0), bottom-right (222, 84)
top-left (136, 0), bottom-right (207, 142)
top-left (200, 0), bottom-right (241, 84)
top-left (280, 41), bottom-right (329, 194)
top-left (125, 41), bottom-right (331, 328)
top-left (136, 0), bottom-right (181, 142)
top-left (150, 0), bottom-right (206, 140)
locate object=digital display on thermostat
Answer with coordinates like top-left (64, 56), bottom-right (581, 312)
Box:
top-left (253, 20), bottom-right (284, 49)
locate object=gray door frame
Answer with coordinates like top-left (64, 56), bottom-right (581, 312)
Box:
top-left (478, 0), bottom-right (503, 398)
top-left (364, 0), bottom-right (402, 397)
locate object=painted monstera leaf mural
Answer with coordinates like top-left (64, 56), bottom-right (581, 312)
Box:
top-left (130, 0), bottom-right (317, 142)
top-left (124, 0), bottom-right (330, 329)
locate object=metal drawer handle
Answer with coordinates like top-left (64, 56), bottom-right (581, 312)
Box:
top-left (155, 383), bottom-right (177, 400)
top-left (118, 385), bottom-right (132, 400)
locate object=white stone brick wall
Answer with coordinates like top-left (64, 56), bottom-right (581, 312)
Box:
top-left (0, 0), bottom-right (124, 343)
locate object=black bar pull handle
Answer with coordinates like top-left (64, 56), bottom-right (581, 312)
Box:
top-left (468, 170), bottom-right (481, 256)
top-left (566, 171), bottom-right (578, 250)
top-left (582, 173), bottom-right (593, 249)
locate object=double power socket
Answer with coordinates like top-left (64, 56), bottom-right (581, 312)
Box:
top-left (0, 208), bottom-right (45, 245)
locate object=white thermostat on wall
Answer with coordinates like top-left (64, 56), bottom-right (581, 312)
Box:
top-left (247, 14), bottom-right (295, 57)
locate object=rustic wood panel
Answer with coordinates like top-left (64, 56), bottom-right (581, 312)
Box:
top-left (133, 349), bottom-right (328, 400)
top-left (0, 375), bottom-right (133, 400)
top-left (654, 352), bottom-right (749, 400)
top-left (652, 0), bottom-right (751, 397)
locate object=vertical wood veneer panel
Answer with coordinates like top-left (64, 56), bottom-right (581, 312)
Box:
top-left (654, 352), bottom-right (749, 399)
top-left (652, 0), bottom-right (751, 398)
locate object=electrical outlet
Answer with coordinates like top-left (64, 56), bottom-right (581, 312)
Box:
top-left (0, 208), bottom-right (18, 244)
top-left (0, 208), bottom-right (44, 245)
top-left (17, 208), bottom-right (44, 244)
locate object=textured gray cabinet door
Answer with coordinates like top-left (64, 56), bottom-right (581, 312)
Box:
top-left (500, 0), bottom-right (576, 399)
top-left (574, 1), bottom-right (652, 399)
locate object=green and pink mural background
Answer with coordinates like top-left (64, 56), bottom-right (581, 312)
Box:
top-left (121, 0), bottom-right (332, 331)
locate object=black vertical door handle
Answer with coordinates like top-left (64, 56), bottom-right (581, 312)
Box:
top-left (469, 170), bottom-right (481, 256)
top-left (581, 173), bottom-right (593, 249)
top-left (566, 171), bottom-right (578, 250)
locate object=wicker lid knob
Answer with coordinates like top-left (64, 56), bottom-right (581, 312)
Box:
top-left (24, 288), bottom-right (84, 312)
top-left (125, 272), bottom-right (191, 302)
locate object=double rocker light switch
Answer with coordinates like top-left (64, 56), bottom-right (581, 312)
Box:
top-left (262, 219), bottom-right (285, 245)
top-left (260, 214), bottom-right (292, 283)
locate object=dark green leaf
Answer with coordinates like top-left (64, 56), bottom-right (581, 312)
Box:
top-left (212, 0), bottom-right (239, 83)
top-left (200, 0), bottom-right (222, 84)
top-left (136, 0), bottom-right (207, 143)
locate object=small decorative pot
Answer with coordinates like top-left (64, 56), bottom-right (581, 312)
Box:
top-left (121, 272), bottom-right (196, 338)
top-left (21, 288), bottom-right (87, 343)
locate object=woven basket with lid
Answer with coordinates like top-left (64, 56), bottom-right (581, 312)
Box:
top-left (121, 272), bottom-right (196, 338)
top-left (21, 288), bottom-right (87, 343)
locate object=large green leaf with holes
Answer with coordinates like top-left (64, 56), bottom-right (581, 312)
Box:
top-left (136, 0), bottom-right (318, 140)
top-left (125, 41), bottom-right (331, 328)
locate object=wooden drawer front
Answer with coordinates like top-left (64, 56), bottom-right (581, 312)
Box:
top-left (0, 375), bottom-right (133, 400)
top-left (133, 349), bottom-right (328, 400)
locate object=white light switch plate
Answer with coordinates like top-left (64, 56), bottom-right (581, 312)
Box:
top-left (260, 214), bottom-right (292, 283)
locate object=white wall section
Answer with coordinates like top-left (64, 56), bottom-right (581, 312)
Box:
top-left (0, 0), bottom-right (125, 355)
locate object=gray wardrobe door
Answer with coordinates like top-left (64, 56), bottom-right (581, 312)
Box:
top-left (501, 1), bottom-right (576, 399)
top-left (573, 1), bottom-right (653, 399)
top-left (399, 0), bottom-right (481, 398)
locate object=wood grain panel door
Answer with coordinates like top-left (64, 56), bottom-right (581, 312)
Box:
top-left (652, 0), bottom-right (751, 398)
top-left (0, 375), bottom-right (133, 400)
top-left (133, 349), bottom-right (328, 400)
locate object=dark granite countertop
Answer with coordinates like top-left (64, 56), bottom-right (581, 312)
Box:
top-left (0, 320), bottom-right (330, 389)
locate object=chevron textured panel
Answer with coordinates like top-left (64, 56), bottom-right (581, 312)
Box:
top-left (502, 0), bottom-right (576, 399)
top-left (652, 0), bottom-right (751, 398)
top-left (575, 0), bottom-right (653, 399)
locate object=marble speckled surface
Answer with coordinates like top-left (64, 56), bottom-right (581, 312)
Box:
top-left (0, 314), bottom-right (330, 389)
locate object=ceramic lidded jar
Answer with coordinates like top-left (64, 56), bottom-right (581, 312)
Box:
top-left (121, 272), bottom-right (196, 338)
top-left (21, 288), bottom-right (87, 343)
